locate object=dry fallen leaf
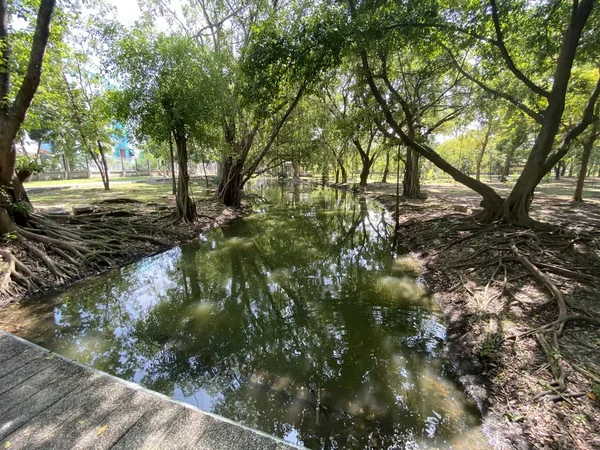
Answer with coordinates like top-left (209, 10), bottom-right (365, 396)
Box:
top-left (50, 378), bottom-right (57, 384)
top-left (588, 392), bottom-right (597, 401)
top-left (45, 354), bottom-right (55, 360)
top-left (4, 441), bottom-right (11, 448)
top-left (97, 425), bottom-right (108, 436)
top-left (77, 420), bottom-right (85, 425)
top-left (23, 430), bottom-right (31, 437)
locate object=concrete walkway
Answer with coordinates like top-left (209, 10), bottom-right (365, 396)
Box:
top-left (0, 331), bottom-right (302, 449)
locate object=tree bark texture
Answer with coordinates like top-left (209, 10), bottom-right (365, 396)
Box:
top-left (381, 148), bottom-right (390, 183)
top-left (173, 128), bottom-right (196, 222)
top-left (403, 147), bottom-right (421, 198)
top-left (0, 0), bottom-right (55, 234)
top-left (475, 121), bottom-right (493, 182)
top-left (169, 133), bottom-right (177, 195)
top-left (574, 121), bottom-right (599, 202)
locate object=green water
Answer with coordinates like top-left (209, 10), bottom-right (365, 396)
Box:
top-left (6, 182), bottom-right (485, 449)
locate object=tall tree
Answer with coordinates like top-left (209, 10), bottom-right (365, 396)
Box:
top-left (114, 31), bottom-right (223, 221)
top-left (370, 46), bottom-right (470, 198)
top-left (0, 0), bottom-right (56, 233)
top-left (324, 71), bottom-right (382, 188)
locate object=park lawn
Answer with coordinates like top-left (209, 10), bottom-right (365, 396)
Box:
top-left (24, 175), bottom-right (153, 188)
top-left (29, 178), bottom-right (218, 209)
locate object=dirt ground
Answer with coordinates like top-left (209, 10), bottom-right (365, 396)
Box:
top-left (351, 178), bottom-right (600, 449)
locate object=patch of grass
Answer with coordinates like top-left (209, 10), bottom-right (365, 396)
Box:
top-left (25, 175), bottom-right (153, 188)
top-left (477, 332), bottom-right (503, 362)
top-left (29, 177), bottom-right (219, 209)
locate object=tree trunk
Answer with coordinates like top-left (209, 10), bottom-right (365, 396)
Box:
top-left (292, 159), bottom-right (300, 181)
top-left (586, 164), bottom-right (595, 177)
top-left (63, 154), bottom-right (71, 180)
top-left (353, 135), bottom-right (376, 188)
top-left (339, 161), bottom-right (348, 183)
top-left (359, 155), bottom-right (371, 187)
top-left (173, 129), bottom-right (196, 222)
top-left (335, 168), bottom-right (339, 184)
top-left (402, 148), bottom-right (421, 198)
top-left (0, 0), bottom-right (55, 234)
top-left (0, 146), bottom-right (28, 233)
top-left (554, 164), bottom-right (561, 180)
top-left (500, 148), bottom-right (515, 182)
top-left (574, 123), bottom-right (599, 202)
top-left (35, 140), bottom-right (42, 163)
top-left (93, 141), bottom-right (110, 191)
top-left (203, 161), bottom-right (209, 188)
top-left (475, 121), bottom-right (493, 182)
top-left (381, 148), bottom-right (390, 183)
top-left (321, 163), bottom-right (329, 187)
top-left (216, 155), bottom-right (245, 207)
top-left (560, 160), bottom-right (567, 177)
top-left (395, 144), bottom-right (400, 230)
top-left (169, 134), bottom-right (176, 195)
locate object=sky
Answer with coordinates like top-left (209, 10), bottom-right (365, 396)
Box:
top-left (107, 0), bottom-right (187, 30)
top-left (109, 0), bottom-right (142, 25)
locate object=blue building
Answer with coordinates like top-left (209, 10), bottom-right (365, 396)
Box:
top-left (112, 123), bottom-right (136, 160)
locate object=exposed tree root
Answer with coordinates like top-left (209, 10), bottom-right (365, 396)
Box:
top-left (437, 220), bottom-right (600, 402)
top-left (20, 239), bottom-right (69, 282)
top-left (407, 213), bottom-right (598, 394)
top-left (534, 332), bottom-right (566, 401)
top-left (511, 244), bottom-right (568, 334)
top-left (0, 249), bottom-right (41, 294)
top-left (0, 200), bottom-right (232, 302)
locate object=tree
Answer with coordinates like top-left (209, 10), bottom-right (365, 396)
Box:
top-left (381, 145), bottom-right (390, 183)
top-left (368, 44), bottom-right (470, 198)
top-left (141, 0), bottom-right (343, 207)
top-left (213, 11), bottom-right (308, 206)
top-left (323, 71), bottom-right (383, 188)
top-left (61, 59), bottom-right (113, 190)
top-left (0, 0), bottom-right (56, 233)
top-left (113, 31), bottom-right (223, 221)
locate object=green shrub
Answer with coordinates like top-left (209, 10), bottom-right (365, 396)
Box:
top-left (15, 156), bottom-right (44, 177)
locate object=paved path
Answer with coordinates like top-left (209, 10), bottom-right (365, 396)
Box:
top-left (0, 331), bottom-right (301, 450)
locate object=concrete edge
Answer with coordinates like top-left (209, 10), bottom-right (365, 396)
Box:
top-left (0, 329), bottom-right (305, 450)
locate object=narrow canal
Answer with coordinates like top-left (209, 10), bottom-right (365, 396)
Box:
top-left (2, 182), bottom-right (487, 449)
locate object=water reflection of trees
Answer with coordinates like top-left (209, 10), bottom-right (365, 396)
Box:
top-left (29, 184), bottom-right (479, 449)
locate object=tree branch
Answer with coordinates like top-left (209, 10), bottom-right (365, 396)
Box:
top-left (424, 105), bottom-right (469, 136)
top-left (8, 0), bottom-right (56, 135)
top-left (0, 0), bottom-right (10, 112)
top-left (443, 44), bottom-right (545, 123)
top-left (242, 81), bottom-right (306, 184)
top-left (488, 0), bottom-right (550, 98)
top-left (541, 73), bottom-right (600, 176)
